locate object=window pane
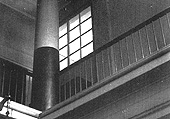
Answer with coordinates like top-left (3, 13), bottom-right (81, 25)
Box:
top-left (69, 26), bottom-right (80, 42)
top-left (69, 15), bottom-right (79, 30)
top-left (59, 34), bottom-right (67, 49)
top-left (80, 7), bottom-right (91, 22)
top-left (81, 18), bottom-right (92, 34)
top-left (59, 23), bottom-right (67, 37)
top-left (60, 59), bottom-right (68, 70)
top-left (82, 42), bottom-right (93, 58)
top-left (59, 46), bottom-right (68, 61)
top-left (69, 38), bottom-right (80, 54)
top-left (70, 51), bottom-right (80, 65)
top-left (81, 30), bottom-right (93, 47)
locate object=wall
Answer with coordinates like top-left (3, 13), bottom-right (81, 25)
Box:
top-left (0, 3), bottom-right (35, 70)
top-left (93, 0), bottom-right (170, 49)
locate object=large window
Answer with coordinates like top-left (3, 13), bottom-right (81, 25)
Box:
top-left (59, 6), bottom-right (93, 70)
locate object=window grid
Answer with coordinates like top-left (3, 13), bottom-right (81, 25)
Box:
top-left (59, 7), bottom-right (93, 70)
top-left (59, 17), bottom-right (92, 49)
top-left (79, 13), bottom-right (82, 59)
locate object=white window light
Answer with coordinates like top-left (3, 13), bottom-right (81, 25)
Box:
top-left (59, 6), bottom-right (93, 70)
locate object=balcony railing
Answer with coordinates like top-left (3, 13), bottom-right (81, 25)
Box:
top-left (59, 7), bottom-right (170, 103)
top-left (0, 58), bottom-right (32, 106)
top-left (1, 6), bottom-right (170, 113)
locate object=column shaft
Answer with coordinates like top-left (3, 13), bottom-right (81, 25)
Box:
top-left (31, 0), bottom-right (59, 111)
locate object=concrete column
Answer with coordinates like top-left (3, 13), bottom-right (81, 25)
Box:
top-left (31, 0), bottom-right (59, 111)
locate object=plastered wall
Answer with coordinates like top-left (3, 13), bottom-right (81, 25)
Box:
top-left (93, 0), bottom-right (170, 49)
top-left (0, 3), bottom-right (35, 70)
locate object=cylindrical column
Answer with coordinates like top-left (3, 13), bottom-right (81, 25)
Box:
top-left (31, 0), bottom-right (59, 111)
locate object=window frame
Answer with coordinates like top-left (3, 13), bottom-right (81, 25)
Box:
top-left (59, 6), bottom-right (94, 71)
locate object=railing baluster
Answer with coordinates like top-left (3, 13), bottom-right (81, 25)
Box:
top-left (139, 27), bottom-right (151, 57)
top-left (21, 72), bottom-right (26, 104)
top-left (0, 61), bottom-right (4, 97)
top-left (146, 23), bottom-right (158, 53)
top-left (70, 68), bottom-right (75, 97)
top-left (153, 18), bottom-right (166, 49)
top-left (92, 56), bottom-right (98, 85)
top-left (114, 42), bottom-right (123, 71)
top-left (120, 38), bottom-right (129, 68)
top-left (85, 58), bottom-right (92, 88)
top-left (102, 49), bottom-right (111, 78)
top-left (110, 45), bottom-right (117, 74)
top-left (132, 31), bottom-right (143, 61)
top-left (96, 52), bottom-right (104, 81)
top-left (160, 14), bottom-right (170, 45)
top-left (80, 62), bottom-right (87, 90)
top-left (66, 81), bottom-right (70, 99)
top-left (75, 65), bottom-right (81, 93)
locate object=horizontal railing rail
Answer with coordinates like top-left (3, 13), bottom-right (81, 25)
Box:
top-left (59, 6), bottom-right (170, 103)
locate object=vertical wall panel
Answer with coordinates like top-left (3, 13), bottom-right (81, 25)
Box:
top-left (139, 27), bottom-right (150, 57)
top-left (0, 60), bottom-right (4, 96)
top-left (113, 42), bottom-right (123, 71)
top-left (71, 79), bottom-right (76, 96)
top-left (133, 31), bottom-right (143, 61)
top-left (85, 58), bottom-right (92, 88)
top-left (160, 14), bottom-right (170, 45)
top-left (80, 62), bottom-right (87, 90)
top-left (75, 65), bottom-right (81, 93)
top-left (153, 19), bottom-right (165, 49)
top-left (126, 35), bottom-right (136, 64)
top-left (21, 73), bottom-right (26, 104)
top-left (25, 75), bottom-right (32, 106)
top-left (59, 73), bottom-right (65, 102)
top-left (59, 74), bottom-right (65, 87)
top-left (60, 85), bottom-right (65, 102)
top-left (120, 38), bottom-right (129, 68)
top-left (3, 65), bottom-right (10, 97)
top-left (64, 72), bottom-right (70, 99)
top-left (10, 69), bottom-right (17, 101)
top-left (69, 68), bottom-right (75, 97)
top-left (16, 70), bottom-right (23, 103)
top-left (66, 82), bottom-right (70, 99)
top-left (8, 70), bottom-right (12, 97)
top-left (102, 49), bottom-right (111, 78)
top-left (166, 12), bottom-right (170, 45)
top-left (110, 46), bottom-right (117, 74)
top-left (92, 57), bottom-right (98, 84)
top-left (96, 52), bottom-right (104, 81)
top-left (146, 23), bottom-right (158, 53)
top-left (14, 70), bottom-right (18, 101)
top-left (69, 68), bottom-right (75, 82)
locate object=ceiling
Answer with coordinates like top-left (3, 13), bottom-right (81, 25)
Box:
top-left (0, 0), bottom-right (70, 18)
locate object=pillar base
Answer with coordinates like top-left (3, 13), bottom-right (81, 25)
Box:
top-left (31, 47), bottom-right (59, 111)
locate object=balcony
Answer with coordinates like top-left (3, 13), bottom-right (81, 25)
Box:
top-left (40, 6), bottom-right (170, 119)
top-left (57, 6), bottom-right (170, 103)
top-left (0, 5), bottom-right (170, 119)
